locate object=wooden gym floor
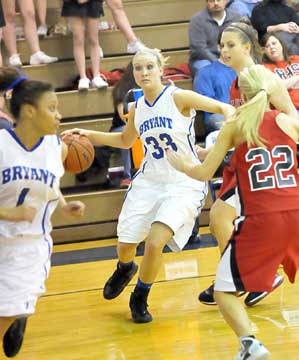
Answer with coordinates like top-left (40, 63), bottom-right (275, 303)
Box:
top-left (12, 228), bottom-right (299, 360)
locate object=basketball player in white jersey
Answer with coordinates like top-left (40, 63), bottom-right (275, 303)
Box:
top-left (62, 49), bottom-right (235, 323)
top-left (0, 67), bottom-right (85, 358)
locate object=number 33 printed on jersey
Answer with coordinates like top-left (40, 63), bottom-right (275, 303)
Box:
top-left (145, 133), bottom-right (178, 159)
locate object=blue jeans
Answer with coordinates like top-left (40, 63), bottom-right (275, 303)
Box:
top-left (111, 125), bottom-right (132, 179)
top-left (190, 59), bottom-right (212, 93)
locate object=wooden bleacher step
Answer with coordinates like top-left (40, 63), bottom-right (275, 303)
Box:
top-left (10, 23), bottom-right (189, 63)
top-left (17, 0), bottom-right (201, 29)
top-left (23, 50), bottom-right (189, 90)
top-left (52, 190), bottom-right (125, 243)
top-left (56, 79), bottom-right (192, 119)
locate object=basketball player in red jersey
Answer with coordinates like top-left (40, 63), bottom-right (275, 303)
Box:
top-left (198, 22), bottom-right (298, 307)
top-left (167, 64), bottom-right (299, 360)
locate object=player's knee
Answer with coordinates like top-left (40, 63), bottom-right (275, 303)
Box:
top-left (209, 200), bottom-right (235, 234)
top-left (117, 242), bottom-right (136, 257)
top-left (144, 238), bottom-right (164, 255)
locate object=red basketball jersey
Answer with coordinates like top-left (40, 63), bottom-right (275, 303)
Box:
top-left (229, 78), bottom-right (243, 108)
top-left (218, 78), bottom-right (243, 198)
top-left (232, 110), bottom-right (299, 215)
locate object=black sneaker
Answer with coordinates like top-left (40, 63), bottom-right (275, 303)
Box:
top-left (103, 261), bottom-right (138, 300)
top-left (198, 283), bottom-right (216, 305)
top-left (199, 283), bottom-right (246, 305)
top-left (188, 234), bottom-right (201, 244)
top-left (244, 274), bottom-right (284, 307)
top-left (3, 317), bottom-right (27, 358)
top-left (129, 292), bottom-right (153, 323)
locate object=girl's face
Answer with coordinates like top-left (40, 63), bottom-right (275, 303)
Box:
top-left (220, 31), bottom-right (251, 70)
top-left (33, 91), bottom-right (61, 135)
top-left (133, 54), bottom-right (163, 90)
top-left (264, 36), bottom-right (284, 62)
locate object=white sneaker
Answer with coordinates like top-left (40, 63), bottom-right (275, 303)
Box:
top-left (9, 54), bottom-right (22, 67)
top-left (127, 39), bottom-right (147, 54)
top-left (235, 337), bottom-right (270, 360)
top-left (29, 51), bottom-right (58, 65)
top-left (91, 76), bottom-right (108, 89)
top-left (37, 25), bottom-right (48, 37)
top-left (78, 78), bottom-right (90, 91)
top-left (98, 21), bottom-right (109, 31)
top-left (100, 47), bottom-right (104, 58)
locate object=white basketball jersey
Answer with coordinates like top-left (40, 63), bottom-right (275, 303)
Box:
top-left (134, 85), bottom-right (203, 189)
top-left (0, 130), bottom-right (64, 238)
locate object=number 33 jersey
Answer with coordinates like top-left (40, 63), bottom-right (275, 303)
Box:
top-left (232, 110), bottom-right (299, 216)
top-left (134, 85), bottom-right (203, 189)
top-left (0, 130), bottom-right (64, 238)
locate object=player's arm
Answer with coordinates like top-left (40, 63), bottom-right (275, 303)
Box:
top-left (167, 122), bottom-right (235, 181)
top-left (173, 89), bottom-right (236, 120)
top-left (61, 105), bottom-right (139, 149)
top-left (276, 113), bottom-right (299, 141)
top-left (61, 140), bottom-right (68, 163)
top-left (56, 190), bottom-right (85, 220)
top-left (281, 75), bottom-right (299, 89)
top-left (0, 183), bottom-right (36, 222)
top-left (0, 206), bottom-right (36, 222)
top-left (270, 76), bottom-right (298, 118)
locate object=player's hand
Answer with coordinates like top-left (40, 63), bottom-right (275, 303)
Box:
top-left (61, 128), bottom-right (90, 139)
top-left (166, 149), bottom-right (188, 173)
top-left (195, 144), bottom-right (209, 161)
top-left (61, 201), bottom-right (85, 219)
top-left (6, 205), bottom-right (37, 222)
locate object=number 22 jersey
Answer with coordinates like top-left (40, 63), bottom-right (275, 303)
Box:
top-left (134, 85), bottom-right (203, 189)
top-left (232, 110), bottom-right (299, 216)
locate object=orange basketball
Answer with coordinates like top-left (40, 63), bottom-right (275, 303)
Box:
top-left (63, 134), bottom-right (95, 174)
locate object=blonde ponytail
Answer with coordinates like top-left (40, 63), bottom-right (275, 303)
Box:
top-left (236, 65), bottom-right (278, 147)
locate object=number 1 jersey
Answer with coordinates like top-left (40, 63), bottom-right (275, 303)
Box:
top-left (0, 130), bottom-right (64, 238)
top-left (134, 85), bottom-right (202, 189)
top-left (232, 110), bottom-right (299, 216)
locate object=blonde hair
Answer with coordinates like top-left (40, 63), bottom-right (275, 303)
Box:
top-left (237, 65), bottom-right (278, 147)
top-left (133, 48), bottom-right (169, 68)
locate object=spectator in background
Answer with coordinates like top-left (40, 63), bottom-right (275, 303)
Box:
top-left (0, 0), bottom-right (12, 128)
top-left (262, 32), bottom-right (299, 112)
top-left (2, 0), bottom-right (58, 66)
top-left (0, 0), bottom-right (5, 67)
top-left (251, 0), bottom-right (299, 54)
top-left (288, 0), bottom-right (299, 14)
top-left (189, 0), bottom-right (240, 87)
top-left (195, 53), bottom-right (237, 133)
top-left (105, 0), bottom-right (147, 54)
top-left (35, 0), bottom-right (48, 36)
top-left (61, 0), bottom-right (108, 90)
top-left (227, 0), bottom-right (261, 17)
top-left (110, 62), bottom-right (136, 188)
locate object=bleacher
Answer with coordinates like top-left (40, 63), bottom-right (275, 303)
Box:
top-left (11, 0), bottom-right (213, 244)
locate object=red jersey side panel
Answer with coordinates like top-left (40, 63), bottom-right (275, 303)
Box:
top-left (218, 78), bottom-right (243, 199)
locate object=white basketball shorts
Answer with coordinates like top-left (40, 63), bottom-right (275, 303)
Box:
top-left (117, 174), bottom-right (207, 252)
top-left (0, 235), bottom-right (52, 317)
